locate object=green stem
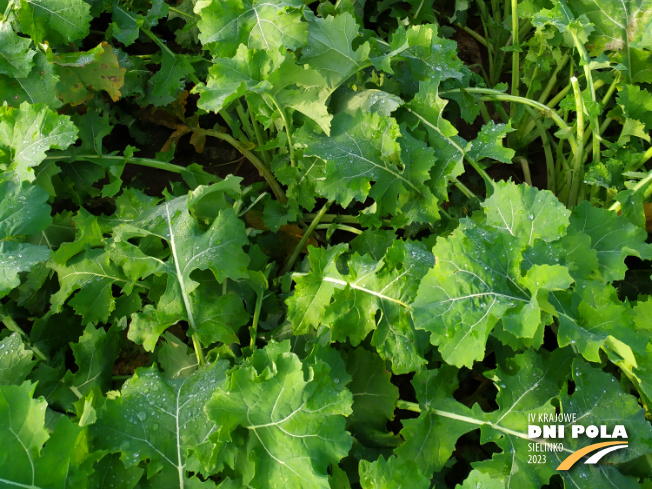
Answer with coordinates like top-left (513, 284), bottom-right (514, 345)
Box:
top-left (236, 101), bottom-right (256, 142)
top-left (515, 156), bottom-right (532, 186)
top-left (510, 0), bottom-right (519, 120)
top-left (601, 73), bottom-right (620, 107)
top-left (315, 224), bottom-right (362, 235)
top-left (454, 23), bottom-right (488, 47)
top-left (250, 289), bottom-right (264, 348)
top-left (112, 375), bottom-right (133, 381)
top-left (168, 6), bottom-right (193, 19)
top-left (524, 106), bottom-right (558, 193)
top-left (567, 76), bottom-right (585, 207)
top-left (412, 0), bottom-right (425, 18)
top-left (538, 54), bottom-right (570, 105)
top-left (46, 154), bottom-right (185, 173)
top-left (441, 88), bottom-right (576, 152)
top-left (196, 127), bottom-right (287, 204)
top-left (518, 54), bottom-right (570, 140)
top-left (609, 167), bottom-right (652, 212)
top-left (267, 95), bottom-right (296, 167)
top-left (477, 100), bottom-right (492, 124)
top-left (451, 176), bottom-right (481, 202)
top-left (249, 104), bottom-right (272, 165)
top-left (281, 201), bottom-right (331, 275)
top-left (520, 84), bottom-right (573, 148)
top-left (629, 145), bottom-right (652, 172)
top-left (395, 401), bottom-right (573, 452)
top-left (191, 334), bottom-right (205, 367)
top-left (304, 214), bottom-right (360, 224)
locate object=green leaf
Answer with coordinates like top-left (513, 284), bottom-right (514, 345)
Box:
top-left (0, 102), bottom-right (77, 181)
top-left (482, 180), bottom-right (570, 246)
top-left (343, 347), bottom-right (400, 447)
top-left (0, 332), bottom-right (36, 384)
top-left (473, 349), bottom-right (572, 487)
top-left (118, 195), bottom-right (250, 351)
top-left (0, 179), bottom-right (52, 298)
top-left (413, 221), bottom-right (572, 367)
top-left (551, 360), bottom-right (652, 487)
top-left (111, 1), bottom-right (168, 46)
top-left (88, 453), bottom-right (143, 489)
top-left (569, 202), bottom-right (652, 282)
top-left (456, 469), bottom-right (505, 489)
top-left (609, 84), bottom-right (652, 132)
top-left (359, 456), bottom-right (430, 489)
top-left (156, 332), bottom-right (198, 379)
top-left (194, 45), bottom-right (280, 113)
top-left (0, 51), bottom-right (61, 108)
top-left (37, 414), bottom-right (95, 487)
top-left (205, 341), bottom-right (352, 489)
top-left (49, 248), bottom-right (133, 324)
top-left (333, 89), bottom-right (403, 117)
top-left (92, 360), bottom-right (230, 486)
top-left (288, 240), bottom-right (433, 373)
top-left (195, 0), bottom-right (307, 57)
top-left (407, 80), bottom-right (466, 179)
top-left (194, 46), bottom-right (332, 134)
top-left (16, 0), bottom-right (92, 45)
top-left (304, 110), bottom-right (397, 207)
top-left (466, 121), bottom-right (515, 165)
top-left (0, 22), bottom-right (36, 78)
top-left (146, 49), bottom-right (194, 107)
top-left (50, 324), bottom-right (121, 411)
top-left (111, 4), bottom-right (142, 46)
top-left (566, 0), bottom-right (652, 53)
top-left (301, 12), bottom-right (370, 89)
top-left (301, 111), bottom-right (440, 224)
top-left (0, 382), bottom-right (49, 486)
top-left (395, 365), bottom-right (476, 476)
top-left (551, 282), bottom-right (640, 365)
top-left (373, 24), bottom-right (469, 84)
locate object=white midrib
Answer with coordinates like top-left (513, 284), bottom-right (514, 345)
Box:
top-left (429, 408), bottom-right (575, 454)
top-left (293, 273), bottom-right (410, 309)
top-left (166, 205), bottom-right (198, 333)
top-left (176, 386), bottom-right (184, 489)
top-left (0, 477), bottom-right (41, 489)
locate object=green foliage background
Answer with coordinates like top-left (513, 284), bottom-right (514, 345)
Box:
top-left (1, 0), bottom-right (652, 487)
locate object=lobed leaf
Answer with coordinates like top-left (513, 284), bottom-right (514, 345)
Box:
top-left (205, 341), bottom-right (352, 489)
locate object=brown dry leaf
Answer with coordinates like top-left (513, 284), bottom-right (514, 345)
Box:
top-left (161, 124), bottom-right (191, 153)
top-left (246, 210), bottom-right (318, 258)
top-left (189, 129), bottom-right (206, 153)
top-left (645, 203), bottom-right (652, 231)
top-left (139, 106), bottom-right (179, 130)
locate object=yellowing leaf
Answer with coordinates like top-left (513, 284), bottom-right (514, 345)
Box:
top-left (51, 42), bottom-right (126, 105)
